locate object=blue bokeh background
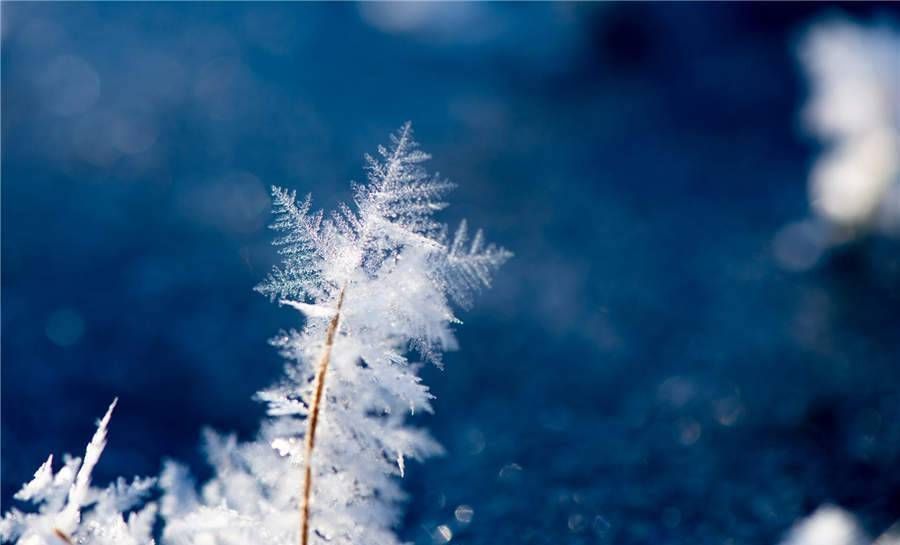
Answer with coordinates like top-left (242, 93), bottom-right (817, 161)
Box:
top-left (3, 3), bottom-right (899, 544)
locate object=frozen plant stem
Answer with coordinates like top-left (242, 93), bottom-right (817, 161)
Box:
top-left (162, 123), bottom-right (510, 545)
top-left (301, 285), bottom-right (345, 545)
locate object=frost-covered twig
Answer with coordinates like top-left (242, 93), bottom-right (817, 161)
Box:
top-left (162, 123), bottom-right (509, 545)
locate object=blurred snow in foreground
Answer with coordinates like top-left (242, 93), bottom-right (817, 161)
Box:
top-left (775, 19), bottom-right (900, 271)
top-left (803, 19), bottom-right (900, 232)
top-left (781, 506), bottom-right (868, 545)
top-left (781, 506), bottom-right (900, 545)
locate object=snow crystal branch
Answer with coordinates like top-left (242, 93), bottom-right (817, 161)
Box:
top-left (1, 399), bottom-right (156, 545)
top-left (442, 219), bottom-right (512, 308)
top-left (162, 123), bottom-right (509, 545)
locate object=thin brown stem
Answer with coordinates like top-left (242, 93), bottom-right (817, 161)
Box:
top-left (53, 529), bottom-right (74, 545)
top-left (300, 286), bottom-right (345, 545)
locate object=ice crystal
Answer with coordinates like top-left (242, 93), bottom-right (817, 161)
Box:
top-left (162, 123), bottom-right (509, 545)
top-left (0, 399), bottom-right (157, 545)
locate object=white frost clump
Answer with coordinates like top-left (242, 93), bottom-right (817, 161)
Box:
top-left (780, 506), bottom-right (868, 545)
top-left (801, 19), bottom-right (900, 235)
top-left (162, 123), bottom-right (509, 545)
top-left (774, 18), bottom-right (900, 271)
top-left (0, 399), bottom-right (157, 545)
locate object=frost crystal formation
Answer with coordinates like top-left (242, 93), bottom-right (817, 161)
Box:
top-left (0, 399), bottom-right (157, 545)
top-left (162, 123), bottom-right (510, 545)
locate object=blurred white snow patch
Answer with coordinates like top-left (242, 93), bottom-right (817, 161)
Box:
top-left (781, 506), bottom-right (867, 545)
top-left (357, 1), bottom-right (582, 76)
top-left (873, 522), bottom-right (900, 545)
top-left (358, 2), bottom-right (499, 44)
top-left (811, 129), bottom-right (900, 227)
top-left (800, 18), bottom-right (900, 237)
top-left (159, 460), bottom-right (198, 521)
top-left (801, 21), bottom-right (899, 139)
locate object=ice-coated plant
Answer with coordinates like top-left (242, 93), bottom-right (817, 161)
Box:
top-left (161, 123), bottom-right (510, 545)
top-left (0, 399), bottom-right (157, 545)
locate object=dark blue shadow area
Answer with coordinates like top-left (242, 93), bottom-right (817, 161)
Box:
top-left (2, 3), bottom-right (898, 544)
